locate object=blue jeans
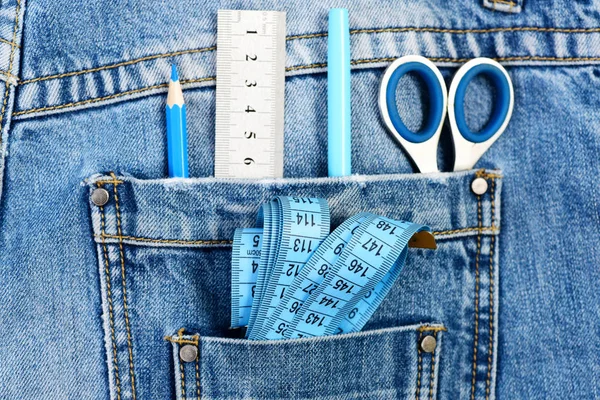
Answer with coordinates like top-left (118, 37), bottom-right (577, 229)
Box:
top-left (1, 0), bottom-right (599, 399)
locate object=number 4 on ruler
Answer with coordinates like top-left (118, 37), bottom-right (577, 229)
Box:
top-left (215, 10), bottom-right (286, 178)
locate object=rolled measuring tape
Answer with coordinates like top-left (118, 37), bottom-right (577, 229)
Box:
top-left (259, 213), bottom-right (369, 339)
top-left (231, 197), bottom-right (433, 340)
top-left (284, 214), bottom-right (428, 339)
top-left (239, 197), bottom-right (331, 339)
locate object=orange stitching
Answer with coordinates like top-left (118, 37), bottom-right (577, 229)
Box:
top-left (485, 180), bottom-right (497, 399)
top-left (416, 330), bottom-right (423, 400)
top-left (110, 173), bottom-right (137, 400)
top-left (418, 326), bottom-right (447, 333)
top-left (99, 203), bottom-right (122, 400)
top-left (194, 335), bottom-right (201, 400)
top-left (0, 37), bottom-right (18, 48)
top-left (97, 233), bottom-right (233, 246)
top-left (470, 193), bottom-right (483, 400)
top-left (165, 331), bottom-right (200, 400)
top-left (12, 76), bottom-right (214, 116)
top-left (286, 32), bottom-right (327, 40)
top-left (95, 179), bottom-right (124, 186)
top-left (475, 170), bottom-right (503, 179)
top-left (19, 46), bottom-right (216, 85)
top-left (433, 226), bottom-right (499, 236)
top-left (165, 336), bottom-right (198, 345)
top-left (428, 331), bottom-right (438, 400)
top-left (0, 0), bottom-right (21, 150)
top-left (350, 26), bottom-right (600, 35)
top-left (180, 351), bottom-right (186, 399)
top-left (95, 226), bottom-right (496, 247)
top-left (16, 25), bottom-right (600, 86)
top-left (490, 0), bottom-right (517, 9)
top-left (0, 70), bottom-right (18, 81)
top-left (13, 54), bottom-right (600, 117)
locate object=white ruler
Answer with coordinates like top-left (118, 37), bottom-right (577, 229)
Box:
top-left (215, 10), bottom-right (286, 178)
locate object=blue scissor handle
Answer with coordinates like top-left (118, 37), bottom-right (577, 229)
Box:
top-left (384, 61), bottom-right (446, 144)
top-left (451, 62), bottom-right (512, 143)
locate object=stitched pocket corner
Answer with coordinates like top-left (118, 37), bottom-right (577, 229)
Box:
top-left (167, 324), bottom-right (445, 400)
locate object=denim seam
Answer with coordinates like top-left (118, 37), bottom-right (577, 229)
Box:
top-left (0, 0), bottom-right (21, 151)
top-left (195, 337), bottom-right (201, 400)
top-left (19, 46), bottom-right (217, 85)
top-left (485, 179), bottom-right (497, 399)
top-left (428, 331), bottom-right (438, 400)
top-left (489, 0), bottom-right (516, 8)
top-left (14, 54), bottom-right (600, 118)
top-left (94, 227), bottom-right (498, 247)
top-left (166, 323), bottom-right (445, 346)
top-left (0, 70), bottom-right (18, 80)
top-left (99, 202), bottom-right (123, 400)
top-left (416, 330), bottom-right (424, 400)
top-left (0, 37), bottom-right (19, 48)
top-left (179, 350), bottom-right (186, 399)
top-left (470, 193), bottom-right (483, 400)
top-left (16, 26), bottom-right (600, 86)
top-left (96, 178), bottom-right (125, 186)
top-left (111, 173), bottom-right (138, 400)
top-left (12, 77), bottom-right (213, 117)
top-left (168, 331), bottom-right (202, 400)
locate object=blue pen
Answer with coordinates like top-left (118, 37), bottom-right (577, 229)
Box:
top-left (328, 8), bottom-right (351, 177)
top-left (166, 64), bottom-right (189, 178)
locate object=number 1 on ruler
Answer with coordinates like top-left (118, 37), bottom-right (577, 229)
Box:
top-left (215, 10), bottom-right (286, 178)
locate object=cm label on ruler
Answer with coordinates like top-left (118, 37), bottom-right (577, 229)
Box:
top-left (216, 10), bottom-right (286, 179)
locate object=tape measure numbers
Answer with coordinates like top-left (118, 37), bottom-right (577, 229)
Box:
top-left (230, 228), bottom-right (263, 328)
top-left (285, 215), bottom-right (427, 338)
top-left (230, 197), bottom-right (434, 340)
top-left (259, 213), bottom-right (369, 340)
top-left (244, 197), bottom-right (330, 339)
top-left (215, 10), bottom-right (286, 179)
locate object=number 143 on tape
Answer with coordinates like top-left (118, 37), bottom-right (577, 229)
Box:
top-left (215, 10), bottom-right (286, 178)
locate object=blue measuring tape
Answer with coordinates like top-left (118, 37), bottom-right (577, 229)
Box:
top-left (230, 228), bottom-right (263, 328)
top-left (245, 197), bottom-right (330, 339)
top-left (231, 197), bottom-right (431, 340)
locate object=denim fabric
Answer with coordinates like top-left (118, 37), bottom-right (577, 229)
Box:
top-left (0, 0), bottom-right (599, 399)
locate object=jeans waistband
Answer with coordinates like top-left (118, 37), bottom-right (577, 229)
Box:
top-left (9, 0), bottom-right (600, 119)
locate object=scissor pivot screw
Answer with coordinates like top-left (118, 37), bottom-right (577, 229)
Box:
top-left (471, 177), bottom-right (489, 195)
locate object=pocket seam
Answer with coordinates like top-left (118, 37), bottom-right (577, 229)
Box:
top-left (110, 173), bottom-right (138, 400)
top-left (99, 203), bottom-right (122, 400)
top-left (93, 225), bottom-right (499, 247)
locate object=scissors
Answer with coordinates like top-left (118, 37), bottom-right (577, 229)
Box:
top-left (378, 55), bottom-right (514, 172)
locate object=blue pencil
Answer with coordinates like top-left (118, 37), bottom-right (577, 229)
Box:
top-left (166, 64), bottom-right (188, 178)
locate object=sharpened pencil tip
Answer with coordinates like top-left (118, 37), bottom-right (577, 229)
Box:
top-left (171, 64), bottom-right (179, 82)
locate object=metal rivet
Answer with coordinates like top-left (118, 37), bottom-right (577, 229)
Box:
top-left (179, 344), bottom-right (198, 362)
top-left (420, 335), bottom-right (437, 353)
top-left (91, 188), bottom-right (110, 206)
top-left (471, 177), bottom-right (489, 195)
